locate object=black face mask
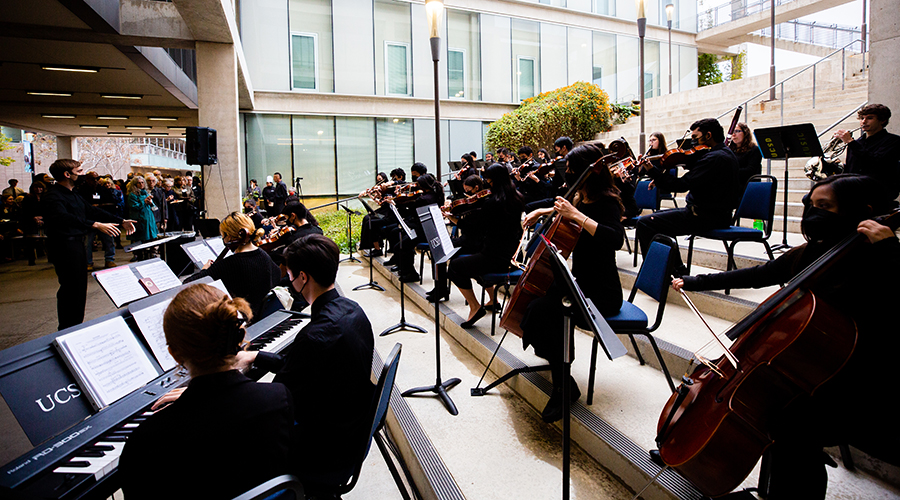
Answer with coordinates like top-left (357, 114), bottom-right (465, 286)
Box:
top-left (690, 137), bottom-right (701, 148)
top-left (801, 207), bottom-right (855, 245)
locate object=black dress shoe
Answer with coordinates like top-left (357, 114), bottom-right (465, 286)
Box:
top-left (460, 307), bottom-right (486, 328)
top-left (398, 271), bottom-right (420, 283)
top-left (541, 378), bottom-right (581, 423)
top-left (425, 288), bottom-right (449, 303)
top-left (365, 249), bottom-right (383, 257)
top-left (384, 256), bottom-right (398, 266)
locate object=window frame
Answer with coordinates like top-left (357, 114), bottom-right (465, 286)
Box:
top-left (447, 47), bottom-right (467, 99)
top-left (290, 31), bottom-right (319, 92)
top-left (384, 41), bottom-right (412, 97)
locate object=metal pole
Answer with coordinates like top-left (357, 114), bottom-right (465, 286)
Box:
top-left (861, 0), bottom-right (867, 71)
top-left (432, 37), bottom-right (442, 185)
top-left (769, 0), bottom-right (776, 101)
top-left (668, 20), bottom-right (673, 94)
top-left (638, 17), bottom-right (647, 154)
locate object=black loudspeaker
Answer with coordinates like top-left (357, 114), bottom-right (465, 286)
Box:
top-left (186, 127), bottom-right (218, 165)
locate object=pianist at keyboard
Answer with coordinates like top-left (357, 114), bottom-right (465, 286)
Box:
top-left (233, 233), bottom-right (376, 498)
top-left (118, 284), bottom-right (293, 500)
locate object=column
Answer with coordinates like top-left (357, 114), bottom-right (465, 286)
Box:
top-left (868, 0), bottom-right (900, 116)
top-left (196, 41), bottom-right (242, 220)
top-left (56, 136), bottom-right (79, 161)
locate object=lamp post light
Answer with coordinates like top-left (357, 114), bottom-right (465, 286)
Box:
top-left (636, 0), bottom-right (646, 153)
top-left (426, 0), bottom-right (444, 183)
top-left (666, 3), bottom-right (674, 95)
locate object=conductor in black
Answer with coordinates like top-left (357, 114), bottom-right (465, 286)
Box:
top-left (635, 118), bottom-right (739, 261)
top-left (235, 234), bottom-right (375, 497)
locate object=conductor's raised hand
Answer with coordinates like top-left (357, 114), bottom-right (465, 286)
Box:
top-left (92, 221), bottom-right (121, 237)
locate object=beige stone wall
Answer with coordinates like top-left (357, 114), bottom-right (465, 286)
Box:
top-left (868, 0), bottom-right (900, 119)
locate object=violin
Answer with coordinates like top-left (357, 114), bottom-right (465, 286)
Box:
top-left (257, 219), bottom-right (296, 252)
top-left (392, 183), bottom-right (423, 205)
top-left (443, 189), bottom-right (490, 217)
top-left (654, 210), bottom-right (900, 497)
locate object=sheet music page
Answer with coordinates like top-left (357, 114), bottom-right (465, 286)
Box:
top-left (135, 260), bottom-right (182, 292)
top-left (206, 237), bottom-right (233, 259)
top-left (54, 316), bottom-right (159, 408)
top-left (183, 242), bottom-right (217, 265)
top-left (94, 266), bottom-right (148, 307)
top-left (428, 205), bottom-right (455, 253)
top-left (131, 299), bottom-right (178, 371)
top-left (210, 279), bottom-right (231, 297)
top-left (389, 203), bottom-right (417, 239)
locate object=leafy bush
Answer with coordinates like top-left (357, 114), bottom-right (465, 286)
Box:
top-left (485, 82), bottom-right (613, 153)
top-left (698, 53), bottom-right (723, 87)
top-left (315, 209), bottom-right (365, 254)
top-left (610, 102), bottom-right (640, 125)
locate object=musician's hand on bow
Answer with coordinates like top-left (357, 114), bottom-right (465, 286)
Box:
top-left (858, 220), bottom-right (895, 244)
top-left (671, 277), bottom-right (685, 292)
top-left (834, 129), bottom-right (853, 144)
top-left (523, 207), bottom-right (552, 228)
top-left (554, 197), bottom-right (581, 222)
top-left (151, 387), bottom-right (186, 411)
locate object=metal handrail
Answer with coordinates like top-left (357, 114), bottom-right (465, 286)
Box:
top-left (817, 101), bottom-right (867, 138)
top-left (714, 38), bottom-right (864, 123)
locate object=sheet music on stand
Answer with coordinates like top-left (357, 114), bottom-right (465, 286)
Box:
top-left (123, 234), bottom-right (182, 253)
top-left (543, 237), bottom-right (627, 361)
top-left (92, 257), bottom-right (182, 308)
top-left (52, 316), bottom-right (160, 410)
top-left (181, 237), bottom-right (231, 268)
top-left (388, 202), bottom-right (417, 240)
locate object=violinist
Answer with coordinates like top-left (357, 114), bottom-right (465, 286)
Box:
top-left (428, 176), bottom-right (488, 302)
top-left (456, 154), bottom-right (479, 182)
top-left (183, 212), bottom-right (281, 317)
top-left (385, 170), bottom-right (444, 282)
top-left (358, 172), bottom-right (392, 257)
top-left (635, 118), bottom-right (739, 262)
top-left (410, 163), bottom-right (426, 182)
top-left (446, 164), bottom-right (523, 325)
top-left (671, 174), bottom-right (899, 500)
top-left (520, 143), bottom-right (625, 423)
top-left (551, 137), bottom-right (574, 196)
top-left (243, 198), bottom-right (264, 230)
top-left (515, 147), bottom-right (553, 206)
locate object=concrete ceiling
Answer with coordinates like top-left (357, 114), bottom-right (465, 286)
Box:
top-left (0, 0), bottom-right (199, 139)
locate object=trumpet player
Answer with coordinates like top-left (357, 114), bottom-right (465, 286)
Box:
top-left (835, 103), bottom-right (900, 199)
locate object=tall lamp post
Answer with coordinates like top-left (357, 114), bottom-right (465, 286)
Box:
top-left (637, 0), bottom-right (646, 153)
top-left (426, 0), bottom-right (444, 182)
top-left (666, 3), bottom-right (674, 95)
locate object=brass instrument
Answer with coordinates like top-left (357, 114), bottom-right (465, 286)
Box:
top-left (804, 127), bottom-right (859, 181)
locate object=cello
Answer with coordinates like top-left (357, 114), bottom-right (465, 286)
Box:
top-left (499, 139), bottom-right (633, 336)
top-left (653, 209), bottom-right (900, 498)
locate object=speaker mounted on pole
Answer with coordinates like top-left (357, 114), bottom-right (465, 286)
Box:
top-left (186, 127), bottom-right (218, 166)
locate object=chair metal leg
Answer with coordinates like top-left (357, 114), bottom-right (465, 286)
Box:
top-left (633, 237), bottom-right (640, 267)
top-left (587, 337), bottom-right (599, 405)
top-left (489, 286), bottom-right (499, 336)
top-left (686, 236), bottom-right (695, 274)
top-left (418, 251), bottom-right (425, 285)
top-left (623, 233), bottom-right (632, 255)
top-left (628, 334), bottom-right (646, 365)
top-left (641, 333), bottom-right (677, 393)
top-left (763, 240), bottom-right (775, 261)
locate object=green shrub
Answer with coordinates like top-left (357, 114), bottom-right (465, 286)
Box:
top-left (316, 209), bottom-right (365, 254)
top-left (485, 82), bottom-right (613, 153)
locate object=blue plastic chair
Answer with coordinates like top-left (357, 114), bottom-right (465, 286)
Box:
top-left (587, 235), bottom-right (679, 404)
top-left (624, 179), bottom-right (660, 267)
top-left (686, 175), bottom-right (777, 292)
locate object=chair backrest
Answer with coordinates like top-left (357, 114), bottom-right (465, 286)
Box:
top-left (629, 234), bottom-right (678, 332)
top-left (633, 179), bottom-right (660, 212)
top-left (336, 343), bottom-right (402, 495)
top-left (231, 474), bottom-right (304, 500)
top-left (734, 175), bottom-right (777, 236)
top-left (255, 291), bottom-right (283, 321)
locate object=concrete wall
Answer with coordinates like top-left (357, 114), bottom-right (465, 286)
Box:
top-left (867, 0), bottom-right (900, 117)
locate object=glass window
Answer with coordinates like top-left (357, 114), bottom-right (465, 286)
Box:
top-left (594, 0), bottom-right (615, 16)
top-left (592, 31), bottom-right (616, 99)
top-left (448, 49), bottom-right (466, 98)
top-left (292, 115), bottom-right (336, 196)
top-left (336, 117), bottom-right (377, 195)
top-left (385, 42), bottom-right (411, 96)
top-left (517, 57), bottom-right (536, 101)
top-left (376, 118), bottom-right (415, 174)
top-left (645, 40), bottom-right (660, 98)
top-left (447, 10), bottom-right (481, 101)
top-left (616, 34), bottom-right (639, 103)
top-left (481, 15), bottom-right (511, 103)
top-left (291, 33), bottom-right (318, 90)
top-left (245, 114), bottom-right (293, 190)
top-left (289, 0), bottom-right (334, 92)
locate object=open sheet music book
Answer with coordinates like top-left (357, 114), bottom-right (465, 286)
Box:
top-left (53, 316), bottom-right (160, 411)
top-left (92, 258), bottom-right (182, 308)
top-left (181, 236), bottom-right (231, 268)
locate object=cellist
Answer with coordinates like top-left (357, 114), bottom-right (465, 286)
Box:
top-left (671, 174), bottom-right (900, 499)
top-left (520, 143), bottom-right (625, 424)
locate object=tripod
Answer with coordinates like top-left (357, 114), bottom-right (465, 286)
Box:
top-left (338, 204), bottom-right (361, 264)
top-left (379, 233), bottom-right (427, 337)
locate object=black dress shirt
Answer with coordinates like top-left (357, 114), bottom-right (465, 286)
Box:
top-left (844, 129), bottom-right (900, 199)
top-left (42, 184), bottom-right (122, 239)
top-left (571, 197), bottom-right (625, 316)
top-left (119, 370), bottom-right (293, 500)
top-left (647, 143), bottom-right (739, 221)
top-left (253, 288), bottom-right (376, 486)
top-left (184, 249), bottom-right (282, 316)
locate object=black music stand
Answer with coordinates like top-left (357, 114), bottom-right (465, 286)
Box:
top-left (353, 201), bottom-right (386, 292)
top-left (338, 204), bottom-right (361, 264)
top-left (380, 203), bottom-right (427, 337)
top-left (542, 236), bottom-right (626, 500)
top-left (754, 124), bottom-right (823, 252)
top-left (401, 205), bottom-right (461, 415)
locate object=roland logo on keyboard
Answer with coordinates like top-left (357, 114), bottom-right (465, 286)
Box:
top-left (35, 384), bottom-right (82, 413)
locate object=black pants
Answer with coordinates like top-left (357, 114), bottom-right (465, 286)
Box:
top-left (635, 207), bottom-right (730, 258)
top-left (446, 252), bottom-right (508, 291)
top-left (359, 209), bottom-right (393, 249)
top-left (49, 236), bottom-right (88, 330)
